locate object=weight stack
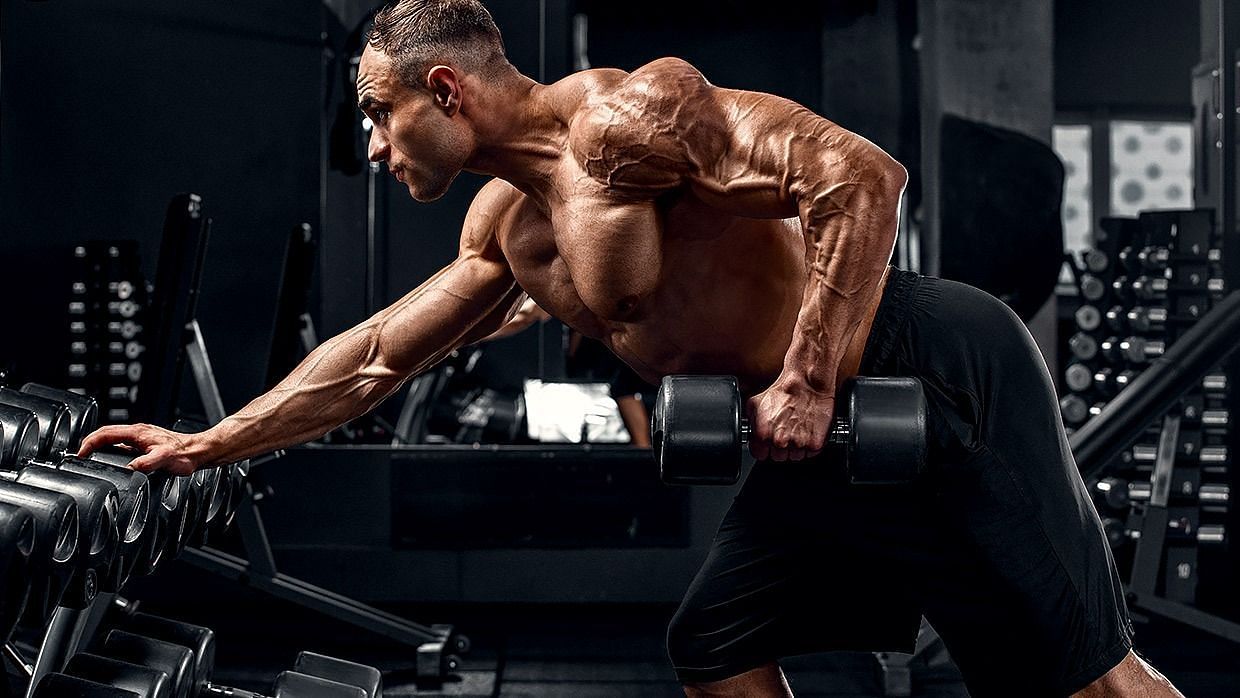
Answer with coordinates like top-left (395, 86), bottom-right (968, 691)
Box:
top-left (66, 242), bottom-right (149, 426)
top-left (1061, 208), bottom-right (1232, 610)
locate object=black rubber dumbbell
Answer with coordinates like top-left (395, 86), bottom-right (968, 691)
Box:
top-left (107, 630), bottom-right (366, 698)
top-left (0, 403), bottom-right (41, 468)
top-left (0, 502), bottom-right (35, 642)
top-left (2, 467), bottom-right (118, 609)
top-left (294, 652), bottom-right (382, 698)
top-left (98, 630), bottom-right (195, 698)
top-left (651, 375), bottom-right (927, 486)
top-left (0, 480), bottom-right (77, 625)
top-left (33, 672), bottom-right (142, 698)
top-left (65, 652), bottom-right (174, 698)
top-left (20, 384), bottom-right (100, 449)
top-left (89, 451), bottom-right (186, 577)
top-left (34, 456), bottom-right (150, 592)
top-left (0, 388), bottom-right (74, 460)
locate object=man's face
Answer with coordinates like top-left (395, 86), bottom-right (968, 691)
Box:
top-left (356, 46), bottom-right (468, 202)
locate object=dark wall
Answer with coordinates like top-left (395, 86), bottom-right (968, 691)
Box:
top-left (1055, 0), bottom-right (1200, 113)
top-left (0, 1), bottom-right (321, 410)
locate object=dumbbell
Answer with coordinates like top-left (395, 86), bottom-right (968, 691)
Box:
top-left (104, 629), bottom-right (369, 698)
top-left (1, 467), bottom-right (119, 609)
top-left (0, 388), bottom-right (75, 461)
top-left (33, 672), bottom-right (142, 698)
top-left (1073, 304), bottom-right (1101, 331)
top-left (0, 402), bottom-right (41, 468)
top-left (88, 450), bottom-right (187, 577)
top-left (0, 480), bottom-right (79, 625)
top-left (0, 401), bottom-right (148, 592)
top-left (20, 384), bottom-right (99, 449)
top-left (651, 375), bottom-right (927, 486)
top-left (120, 615), bottom-right (383, 698)
top-left (0, 502), bottom-right (35, 642)
top-left (34, 456), bottom-right (151, 591)
top-left (64, 652), bottom-right (174, 698)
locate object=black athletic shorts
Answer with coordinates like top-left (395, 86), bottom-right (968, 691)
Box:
top-left (667, 268), bottom-right (1134, 697)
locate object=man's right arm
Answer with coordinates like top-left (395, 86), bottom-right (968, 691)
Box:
top-left (78, 181), bottom-right (523, 472)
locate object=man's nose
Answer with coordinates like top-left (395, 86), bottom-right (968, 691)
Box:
top-left (367, 129), bottom-right (389, 162)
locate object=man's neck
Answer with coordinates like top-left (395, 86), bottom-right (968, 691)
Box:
top-left (463, 73), bottom-right (565, 197)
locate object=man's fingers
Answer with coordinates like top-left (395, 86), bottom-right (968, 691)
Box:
top-left (77, 425), bottom-right (143, 458)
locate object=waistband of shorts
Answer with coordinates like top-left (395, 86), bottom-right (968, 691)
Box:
top-left (858, 267), bottom-right (921, 376)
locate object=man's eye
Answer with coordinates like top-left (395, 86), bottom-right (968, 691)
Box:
top-left (375, 110), bottom-right (390, 123)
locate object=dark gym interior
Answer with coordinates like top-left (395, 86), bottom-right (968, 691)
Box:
top-left (2, 0), bottom-right (1239, 696)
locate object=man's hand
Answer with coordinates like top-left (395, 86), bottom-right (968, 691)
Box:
top-left (77, 424), bottom-right (205, 475)
top-left (746, 378), bottom-right (835, 462)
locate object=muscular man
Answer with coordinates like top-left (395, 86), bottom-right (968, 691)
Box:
top-left (79, 1), bottom-right (1182, 695)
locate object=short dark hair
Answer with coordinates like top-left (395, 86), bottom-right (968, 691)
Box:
top-left (367, 0), bottom-right (510, 89)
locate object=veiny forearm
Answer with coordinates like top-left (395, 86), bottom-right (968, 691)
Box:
top-left (189, 264), bottom-right (514, 466)
top-left (782, 147), bottom-right (906, 392)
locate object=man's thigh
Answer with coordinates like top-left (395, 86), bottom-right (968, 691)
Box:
top-left (667, 461), bottom-right (929, 685)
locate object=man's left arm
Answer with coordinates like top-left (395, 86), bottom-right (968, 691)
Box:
top-left (674, 65), bottom-right (908, 459)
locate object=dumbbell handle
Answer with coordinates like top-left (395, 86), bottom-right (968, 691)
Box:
top-left (738, 418), bottom-right (850, 446)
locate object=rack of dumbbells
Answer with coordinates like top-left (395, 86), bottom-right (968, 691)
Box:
top-left (67, 242), bottom-right (148, 428)
top-left (1062, 207), bottom-right (1233, 614)
top-left (0, 382), bottom-right (384, 697)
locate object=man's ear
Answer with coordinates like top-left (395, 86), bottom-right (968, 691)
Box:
top-left (426, 65), bottom-right (461, 116)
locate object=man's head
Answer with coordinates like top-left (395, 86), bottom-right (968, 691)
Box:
top-left (358, 0), bottom-right (511, 201)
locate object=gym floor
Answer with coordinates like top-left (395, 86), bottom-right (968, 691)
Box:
top-left (112, 566), bottom-right (1240, 698)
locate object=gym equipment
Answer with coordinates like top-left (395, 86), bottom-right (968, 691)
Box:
top-left (0, 389), bottom-right (74, 461)
top-left (19, 385), bottom-right (99, 447)
top-left (86, 452), bottom-right (187, 578)
top-left (652, 375), bottom-right (927, 486)
top-left (0, 502), bottom-right (35, 641)
top-left (32, 672), bottom-right (141, 698)
top-left (117, 614), bottom-right (213, 696)
top-left (137, 194), bottom-right (467, 684)
top-left (36, 457), bottom-right (150, 591)
top-left (0, 483), bottom-right (77, 629)
top-left (0, 404), bottom-right (41, 468)
top-left (1, 468), bottom-right (117, 607)
top-left (103, 629), bottom-right (369, 698)
top-left (97, 631), bottom-right (193, 698)
top-left (293, 652), bottom-right (381, 698)
top-left (64, 653), bottom-right (173, 698)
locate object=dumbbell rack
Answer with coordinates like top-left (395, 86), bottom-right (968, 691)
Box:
top-left (148, 195), bottom-right (467, 687)
top-left (1060, 207), bottom-right (1240, 642)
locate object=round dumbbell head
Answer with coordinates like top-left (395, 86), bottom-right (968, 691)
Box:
top-left (294, 651), bottom-right (383, 698)
top-left (0, 502), bottom-right (35, 641)
top-left (20, 384), bottom-right (99, 449)
top-left (274, 671), bottom-right (368, 698)
top-left (57, 456), bottom-right (150, 546)
top-left (33, 672), bottom-right (142, 698)
top-left (101, 630), bottom-right (195, 698)
top-left (0, 480), bottom-right (79, 625)
top-left (13, 467), bottom-right (118, 605)
top-left (652, 376), bottom-right (743, 486)
top-left (0, 388), bottom-right (73, 460)
top-left (121, 613), bottom-right (215, 695)
top-left (843, 377), bottom-right (927, 485)
top-left (1074, 304), bottom-right (1101, 331)
top-left (65, 652), bottom-right (173, 698)
top-left (0, 404), bottom-right (41, 469)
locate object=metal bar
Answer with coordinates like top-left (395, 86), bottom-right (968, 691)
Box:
top-left (1129, 590), bottom-right (1240, 643)
top-left (185, 320), bottom-right (227, 425)
top-left (180, 546), bottom-right (445, 646)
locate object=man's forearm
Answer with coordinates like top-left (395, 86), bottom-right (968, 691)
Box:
top-left (782, 158), bottom-right (906, 392)
top-left (186, 326), bottom-right (412, 465)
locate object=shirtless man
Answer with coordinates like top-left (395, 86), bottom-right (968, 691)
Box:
top-left (79, 1), bottom-right (1183, 695)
